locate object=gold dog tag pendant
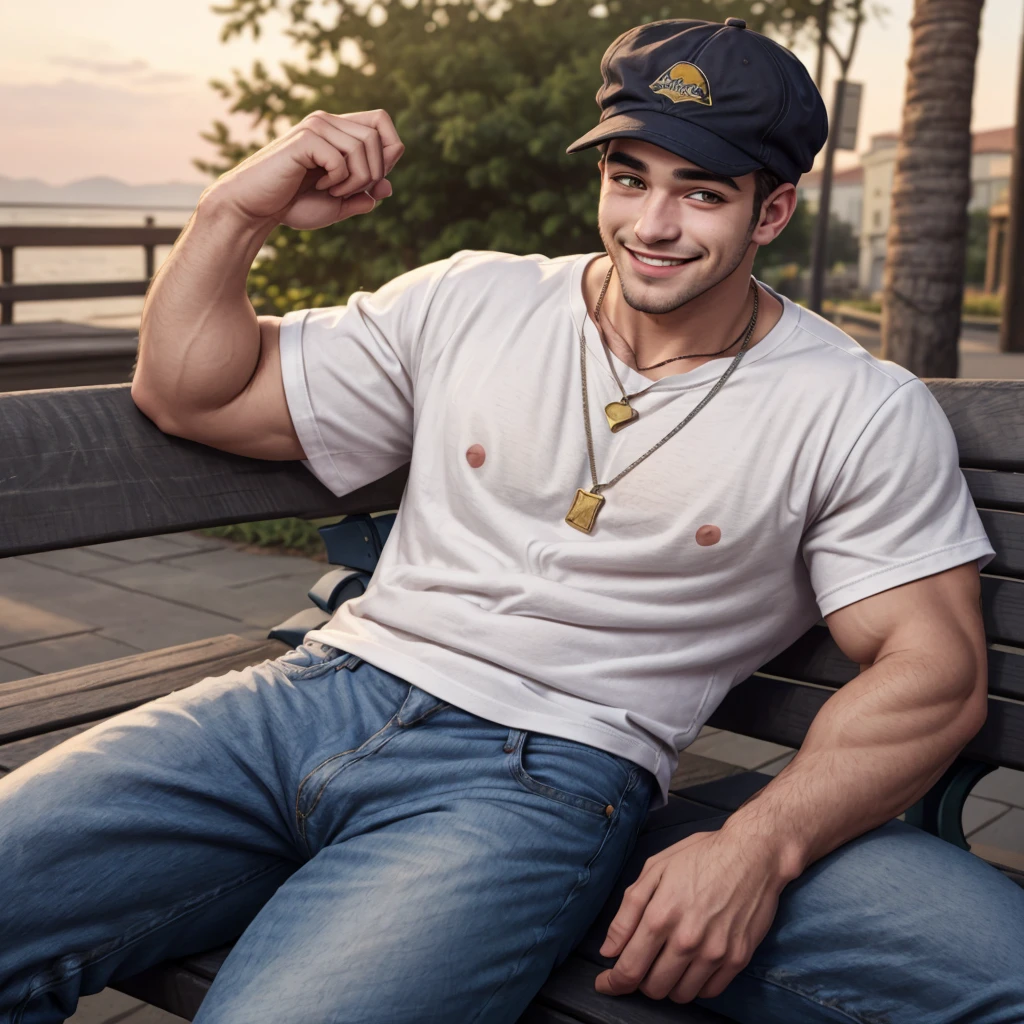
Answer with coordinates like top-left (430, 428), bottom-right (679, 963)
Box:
top-left (604, 400), bottom-right (638, 433)
top-left (565, 489), bottom-right (606, 533)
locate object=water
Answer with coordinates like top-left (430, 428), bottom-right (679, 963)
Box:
top-left (0, 206), bottom-right (192, 328)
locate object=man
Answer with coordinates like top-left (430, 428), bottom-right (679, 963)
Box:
top-left (2, 16), bottom-right (1024, 1024)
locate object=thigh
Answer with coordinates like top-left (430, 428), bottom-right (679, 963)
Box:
top-left (0, 641), bottom-right (369, 1023)
top-left (189, 710), bottom-right (657, 1024)
top-left (613, 811), bottom-right (1024, 1024)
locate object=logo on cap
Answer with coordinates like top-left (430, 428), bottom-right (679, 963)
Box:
top-left (649, 61), bottom-right (712, 107)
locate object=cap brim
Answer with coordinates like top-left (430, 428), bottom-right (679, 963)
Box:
top-left (566, 110), bottom-right (762, 178)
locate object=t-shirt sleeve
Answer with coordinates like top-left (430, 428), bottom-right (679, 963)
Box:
top-left (278, 255), bottom-right (459, 497)
top-left (802, 378), bottom-right (995, 617)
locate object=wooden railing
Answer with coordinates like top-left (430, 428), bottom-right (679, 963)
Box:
top-left (0, 217), bottom-right (183, 324)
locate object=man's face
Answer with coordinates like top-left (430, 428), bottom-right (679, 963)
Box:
top-left (596, 138), bottom-right (760, 315)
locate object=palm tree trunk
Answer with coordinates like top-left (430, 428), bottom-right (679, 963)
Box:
top-left (881, 0), bottom-right (984, 377)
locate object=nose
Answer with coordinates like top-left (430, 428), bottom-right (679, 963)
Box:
top-left (633, 189), bottom-right (682, 248)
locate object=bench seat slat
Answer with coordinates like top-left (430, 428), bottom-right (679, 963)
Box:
top-left (0, 635), bottom-right (288, 745)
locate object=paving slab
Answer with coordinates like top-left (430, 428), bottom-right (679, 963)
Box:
top-left (83, 536), bottom-right (208, 564)
top-left (684, 729), bottom-right (795, 770)
top-left (20, 548), bottom-right (127, 574)
top-left (966, 806), bottom-right (1024, 852)
top-left (0, 594), bottom-right (91, 649)
top-left (1, 631), bottom-right (142, 675)
top-left (145, 547), bottom-right (324, 587)
top-left (963, 795), bottom-right (1012, 837)
top-left (3, 557), bottom-right (245, 651)
top-left (84, 561), bottom-right (321, 631)
top-left (757, 751), bottom-right (796, 776)
top-left (969, 767), bottom-right (1024, 808)
top-left (0, 656), bottom-right (33, 683)
top-left (67, 986), bottom-right (184, 1023)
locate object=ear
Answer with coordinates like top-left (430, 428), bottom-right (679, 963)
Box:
top-left (750, 183), bottom-right (797, 246)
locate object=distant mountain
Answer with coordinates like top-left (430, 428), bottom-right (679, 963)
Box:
top-left (0, 175), bottom-right (207, 208)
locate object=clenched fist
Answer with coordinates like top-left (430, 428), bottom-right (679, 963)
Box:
top-left (207, 109), bottom-right (404, 230)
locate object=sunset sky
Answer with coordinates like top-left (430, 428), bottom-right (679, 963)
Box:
top-left (1, 0), bottom-right (1020, 186)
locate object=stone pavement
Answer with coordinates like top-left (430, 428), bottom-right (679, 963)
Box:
top-left (2, 531), bottom-right (1023, 1022)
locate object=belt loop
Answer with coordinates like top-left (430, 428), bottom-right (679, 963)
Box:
top-left (503, 728), bottom-right (525, 755)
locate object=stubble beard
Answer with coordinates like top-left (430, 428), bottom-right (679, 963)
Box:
top-left (599, 224), bottom-right (754, 316)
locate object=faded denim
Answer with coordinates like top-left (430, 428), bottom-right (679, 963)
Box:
top-left (2, 639), bottom-right (1024, 1023)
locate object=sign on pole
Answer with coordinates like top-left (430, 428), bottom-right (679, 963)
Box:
top-left (835, 80), bottom-right (862, 151)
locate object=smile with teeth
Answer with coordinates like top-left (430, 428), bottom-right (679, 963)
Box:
top-left (629, 249), bottom-right (694, 267)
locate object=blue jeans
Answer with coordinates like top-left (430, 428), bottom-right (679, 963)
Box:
top-left (1, 640), bottom-right (1023, 1023)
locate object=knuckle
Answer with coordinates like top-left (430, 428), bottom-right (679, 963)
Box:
top-left (725, 949), bottom-right (750, 972)
top-left (701, 939), bottom-right (729, 963)
top-left (666, 929), bottom-right (700, 954)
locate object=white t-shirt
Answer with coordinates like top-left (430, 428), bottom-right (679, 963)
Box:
top-left (279, 249), bottom-right (995, 811)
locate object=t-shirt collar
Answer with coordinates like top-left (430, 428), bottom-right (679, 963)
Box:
top-left (567, 251), bottom-right (800, 393)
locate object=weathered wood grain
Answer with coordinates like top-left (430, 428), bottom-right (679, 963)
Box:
top-left (0, 384), bottom-right (408, 557)
top-left (0, 634), bottom-right (288, 744)
top-left (927, 379), bottom-right (1024, 469)
top-left (707, 673), bottom-right (1024, 771)
top-left (964, 468), bottom-right (1024, 513)
top-left (533, 957), bottom-right (729, 1024)
top-left (763, 623), bottom-right (1024, 703)
top-left (980, 510), bottom-right (1024, 578)
top-left (982, 576), bottom-right (1024, 647)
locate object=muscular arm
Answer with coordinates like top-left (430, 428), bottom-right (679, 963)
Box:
top-left (594, 560), bottom-right (989, 1004)
top-left (718, 559), bottom-right (988, 880)
top-left (130, 109), bottom-right (402, 459)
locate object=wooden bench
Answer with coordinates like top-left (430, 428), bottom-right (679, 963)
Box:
top-left (3, 379), bottom-right (1024, 1024)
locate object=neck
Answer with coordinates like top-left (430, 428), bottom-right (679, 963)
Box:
top-left (584, 253), bottom-right (783, 382)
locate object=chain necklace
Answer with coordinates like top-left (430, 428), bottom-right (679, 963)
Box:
top-left (565, 277), bottom-right (759, 534)
top-left (593, 266), bottom-right (759, 431)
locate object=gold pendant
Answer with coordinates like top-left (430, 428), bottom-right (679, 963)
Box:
top-left (605, 400), bottom-right (638, 433)
top-left (565, 488), bottom-right (606, 533)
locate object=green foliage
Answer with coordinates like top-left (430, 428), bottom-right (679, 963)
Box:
top-left (200, 0), bottom-right (827, 312)
top-left (199, 517), bottom-right (336, 557)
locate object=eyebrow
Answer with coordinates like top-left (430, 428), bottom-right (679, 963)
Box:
top-left (606, 151), bottom-right (740, 191)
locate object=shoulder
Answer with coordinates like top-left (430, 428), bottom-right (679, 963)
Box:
top-left (432, 248), bottom-right (584, 297)
top-left (762, 293), bottom-right (935, 424)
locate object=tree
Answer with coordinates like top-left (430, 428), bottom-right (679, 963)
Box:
top-left (880, 0), bottom-right (984, 377)
top-left (201, 0), bottom-right (825, 313)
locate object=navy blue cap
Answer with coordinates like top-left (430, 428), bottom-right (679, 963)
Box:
top-left (567, 19), bottom-right (828, 184)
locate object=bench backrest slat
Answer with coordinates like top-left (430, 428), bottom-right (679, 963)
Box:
top-left (709, 674), bottom-right (1024, 771)
top-left (0, 384), bottom-right (407, 557)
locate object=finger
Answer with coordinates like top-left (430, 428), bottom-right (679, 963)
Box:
top-left (694, 959), bottom-right (745, 1002)
top-left (306, 111), bottom-right (385, 182)
top-left (593, 924), bottom-right (666, 997)
top-left (333, 108), bottom-right (404, 176)
top-left (669, 953), bottom-right (733, 1004)
top-left (599, 867), bottom-right (661, 957)
top-left (301, 117), bottom-right (373, 193)
top-left (293, 131), bottom-right (349, 190)
top-left (636, 937), bottom-right (704, 1002)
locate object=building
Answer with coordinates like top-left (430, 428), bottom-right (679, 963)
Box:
top-left (796, 165), bottom-right (864, 231)
top-left (856, 127), bottom-right (1013, 294)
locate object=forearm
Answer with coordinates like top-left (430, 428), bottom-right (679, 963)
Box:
top-left (717, 650), bottom-right (986, 886)
top-left (133, 190), bottom-right (276, 420)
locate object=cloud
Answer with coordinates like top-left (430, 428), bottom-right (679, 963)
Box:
top-left (49, 56), bottom-right (150, 76)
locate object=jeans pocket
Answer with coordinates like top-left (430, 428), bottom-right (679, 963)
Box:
top-left (275, 641), bottom-right (362, 681)
top-left (508, 730), bottom-right (639, 820)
